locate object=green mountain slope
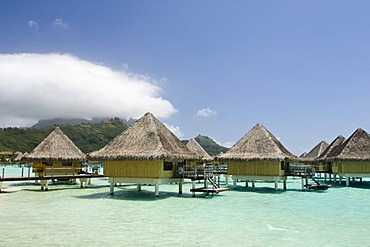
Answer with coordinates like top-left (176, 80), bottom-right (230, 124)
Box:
top-left (182, 135), bottom-right (229, 156)
top-left (0, 118), bottom-right (128, 154)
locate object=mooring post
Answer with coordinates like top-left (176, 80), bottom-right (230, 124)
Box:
top-left (137, 183), bottom-right (142, 191)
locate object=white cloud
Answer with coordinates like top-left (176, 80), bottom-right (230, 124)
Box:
top-left (52, 18), bottom-right (68, 29)
top-left (0, 53), bottom-right (177, 127)
top-left (211, 137), bottom-right (234, 148)
top-left (28, 20), bottom-right (39, 30)
top-left (196, 107), bottom-right (217, 117)
top-left (164, 123), bottom-right (184, 139)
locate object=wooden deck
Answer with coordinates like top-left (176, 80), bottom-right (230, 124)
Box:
top-left (0, 173), bottom-right (105, 182)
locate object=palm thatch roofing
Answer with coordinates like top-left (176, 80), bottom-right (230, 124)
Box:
top-left (299, 152), bottom-right (307, 158)
top-left (300, 141), bottom-right (329, 161)
top-left (218, 123), bottom-right (295, 161)
top-left (315, 135), bottom-right (346, 161)
top-left (26, 127), bottom-right (86, 161)
top-left (89, 112), bottom-right (199, 161)
top-left (325, 128), bottom-right (370, 161)
top-left (186, 138), bottom-right (213, 162)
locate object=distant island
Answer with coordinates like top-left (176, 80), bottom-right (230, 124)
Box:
top-left (0, 117), bottom-right (228, 158)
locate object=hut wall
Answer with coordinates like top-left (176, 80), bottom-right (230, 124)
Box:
top-left (32, 160), bottom-right (82, 175)
top-left (105, 160), bottom-right (174, 178)
top-left (334, 161), bottom-right (370, 174)
top-left (227, 160), bottom-right (283, 176)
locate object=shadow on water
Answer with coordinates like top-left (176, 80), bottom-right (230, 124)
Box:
top-left (74, 186), bottom-right (225, 201)
top-left (231, 186), bottom-right (286, 194)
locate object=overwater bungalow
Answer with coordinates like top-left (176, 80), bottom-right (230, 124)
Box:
top-left (301, 141), bottom-right (328, 163)
top-left (324, 128), bottom-right (370, 186)
top-left (25, 127), bottom-right (86, 189)
top-left (88, 112), bottom-right (199, 197)
top-left (218, 123), bottom-right (295, 190)
top-left (186, 138), bottom-right (213, 163)
top-left (314, 135), bottom-right (346, 175)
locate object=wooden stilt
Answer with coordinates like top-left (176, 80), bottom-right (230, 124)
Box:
top-left (252, 180), bottom-right (255, 187)
top-left (346, 177), bottom-right (350, 187)
top-left (137, 184), bottom-right (141, 191)
top-left (274, 180), bottom-right (278, 190)
top-left (301, 177), bottom-right (305, 191)
top-left (283, 179), bottom-right (287, 190)
top-left (233, 178), bottom-right (237, 190)
top-left (339, 176), bottom-right (342, 184)
top-left (192, 180), bottom-right (196, 197)
top-left (154, 181), bottom-right (159, 197)
top-left (110, 180), bottom-right (114, 195)
top-left (245, 181), bottom-right (248, 187)
top-left (179, 180), bottom-right (183, 194)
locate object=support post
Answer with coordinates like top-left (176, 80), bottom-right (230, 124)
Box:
top-left (346, 177), bottom-right (350, 187)
top-left (154, 180), bottom-right (159, 197)
top-left (225, 175), bottom-right (229, 186)
top-left (233, 178), bottom-right (237, 190)
top-left (301, 177), bottom-right (305, 191)
top-left (339, 176), bottom-right (342, 184)
top-left (137, 183), bottom-right (142, 191)
top-left (283, 179), bottom-right (287, 190)
top-left (110, 179), bottom-right (114, 195)
top-left (179, 179), bottom-right (183, 194)
top-left (245, 181), bottom-right (248, 187)
top-left (274, 180), bottom-right (278, 190)
top-left (252, 180), bottom-right (255, 188)
top-left (192, 180), bottom-right (196, 197)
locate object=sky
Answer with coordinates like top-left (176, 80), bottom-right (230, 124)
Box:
top-left (1, 0), bottom-right (370, 155)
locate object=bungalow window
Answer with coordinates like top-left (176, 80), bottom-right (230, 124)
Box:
top-left (281, 161), bottom-right (286, 170)
top-left (42, 161), bottom-right (51, 166)
top-left (62, 161), bottom-right (73, 166)
top-left (164, 161), bottom-right (173, 171)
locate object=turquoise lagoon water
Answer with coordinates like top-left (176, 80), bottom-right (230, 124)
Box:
top-left (1, 165), bottom-right (370, 246)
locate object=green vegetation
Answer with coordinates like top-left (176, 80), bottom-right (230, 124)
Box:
top-left (0, 118), bottom-right (229, 157)
top-left (0, 118), bottom-right (128, 154)
top-left (194, 135), bottom-right (229, 156)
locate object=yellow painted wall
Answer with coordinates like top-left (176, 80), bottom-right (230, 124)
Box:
top-left (32, 160), bottom-right (82, 175)
top-left (227, 160), bottom-right (284, 176)
top-left (105, 160), bottom-right (174, 178)
top-left (335, 161), bottom-right (370, 174)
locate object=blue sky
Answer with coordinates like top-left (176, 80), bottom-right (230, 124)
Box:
top-left (1, 1), bottom-right (370, 155)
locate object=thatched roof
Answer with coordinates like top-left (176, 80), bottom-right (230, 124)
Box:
top-left (325, 128), bottom-right (370, 161)
top-left (315, 135), bottom-right (346, 161)
top-left (186, 138), bottom-right (213, 161)
top-left (218, 123), bottom-right (295, 161)
top-left (300, 141), bottom-right (329, 161)
top-left (299, 152), bottom-right (307, 158)
top-left (26, 127), bottom-right (86, 161)
top-left (89, 112), bottom-right (199, 161)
